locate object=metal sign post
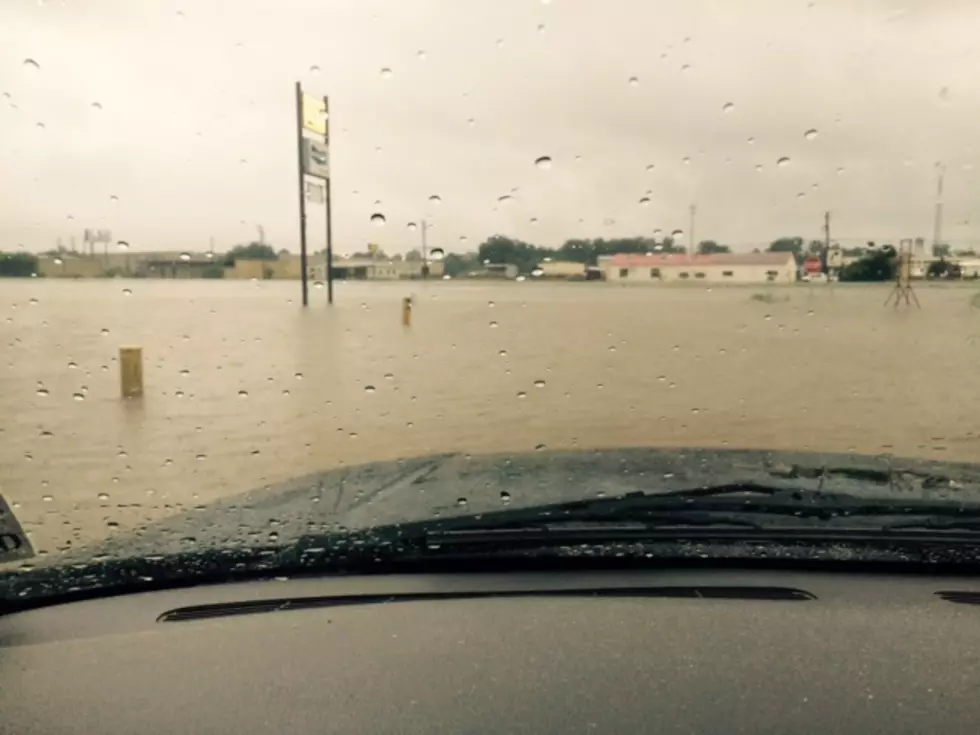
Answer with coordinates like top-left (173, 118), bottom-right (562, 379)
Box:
top-left (294, 83), bottom-right (333, 307)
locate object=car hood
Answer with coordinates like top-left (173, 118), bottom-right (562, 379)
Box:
top-left (39, 446), bottom-right (980, 566)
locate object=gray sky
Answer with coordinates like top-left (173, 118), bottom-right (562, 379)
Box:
top-left (2, 0), bottom-right (979, 255)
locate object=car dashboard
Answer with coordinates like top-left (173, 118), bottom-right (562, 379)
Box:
top-left (1, 568), bottom-right (978, 734)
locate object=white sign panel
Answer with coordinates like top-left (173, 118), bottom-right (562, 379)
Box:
top-left (0, 493), bottom-right (34, 563)
top-left (303, 139), bottom-right (330, 180)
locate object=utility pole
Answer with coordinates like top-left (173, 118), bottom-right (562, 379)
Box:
top-left (824, 211), bottom-right (831, 251)
top-left (933, 162), bottom-right (945, 255)
top-left (689, 204), bottom-right (696, 254)
top-left (420, 219), bottom-right (429, 279)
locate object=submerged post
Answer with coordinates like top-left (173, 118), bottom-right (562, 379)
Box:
top-left (402, 297), bottom-right (412, 326)
top-left (119, 346), bottom-right (143, 398)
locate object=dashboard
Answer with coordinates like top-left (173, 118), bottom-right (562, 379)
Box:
top-left (2, 568), bottom-right (979, 734)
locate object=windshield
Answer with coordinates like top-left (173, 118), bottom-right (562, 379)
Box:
top-left (4, 1), bottom-right (980, 596)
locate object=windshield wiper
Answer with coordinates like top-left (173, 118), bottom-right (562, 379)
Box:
top-left (415, 480), bottom-right (980, 548)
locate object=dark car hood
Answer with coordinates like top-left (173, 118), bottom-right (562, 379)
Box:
top-left (47, 446), bottom-right (980, 565)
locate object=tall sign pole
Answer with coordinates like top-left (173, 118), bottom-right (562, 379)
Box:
top-left (323, 95), bottom-right (334, 306)
top-left (294, 81), bottom-right (309, 307)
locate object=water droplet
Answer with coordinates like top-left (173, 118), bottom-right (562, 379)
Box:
top-left (747, 137), bottom-right (755, 145)
top-left (116, 240), bottom-right (130, 251)
top-left (639, 197), bottom-right (650, 206)
top-left (517, 391), bottom-right (527, 399)
top-left (122, 288), bottom-right (132, 296)
top-left (370, 213), bottom-right (386, 226)
top-left (294, 372), bottom-right (304, 380)
top-left (36, 387), bottom-right (49, 397)
top-left (680, 63), bottom-right (692, 73)
top-left (534, 443), bottom-right (546, 451)
top-left (722, 102), bottom-right (735, 113)
top-left (497, 194), bottom-right (513, 205)
top-left (178, 252), bottom-right (191, 262)
top-left (628, 76), bottom-right (639, 86)
top-left (682, 156), bottom-right (691, 165)
top-left (536, 23), bottom-right (546, 33)
top-left (309, 64), bottom-right (321, 74)
top-left (35, 121), bottom-right (45, 130)
top-left (456, 497), bottom-right (468, 508)
top-left (776, 156), bottom-right (791, 167)
top-left (498, 349), bottom-right (507, 357)
top-left (754, 164), bottom-right (763, 172)
top-left (364, 385), bottom-right (376, 394)
top-left (533, 379), bottom-right (546, 388)
top-left (42, 494), bottom-right (54, 503)
top-left (500, 490), bottom-right (512, 504)
top-left (237, 390), bottom-right (249, 398)
top-left (489, 321), bottom-right (499, 328)
top-left (534, 156), bottom-right (553, 170)
top-left (91, 101), bottom-right (103, 111)
top-left (416, 49), bottom-right (426, 59)
top-left (97, 492), bottom-right (110, 501)
top-left (429, 247), bottom-right (445, 261)
top-left (380, 67), bottom-right (393, 79)
top-left (671, 229), bottom-right (684, 239)
top-left (109, 195), bottom-right (119, 204)
top-left (28, 297), bottom-right (38, 305)
top-left (803, 128), bottom-right (818, 141)
top-left (406, 222), bottom-right (418, 232)
top-left (99, 328), bottom-right (109, 337)
top-left (836, 167), bottom-right (845, 175)
top-left (23, 58), bottom-right (40, 70)
top-left (72, 392), bottom-right (84, 401)
top-left (195, 453), bottom-right (207, 461)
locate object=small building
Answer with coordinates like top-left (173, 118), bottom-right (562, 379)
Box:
top-left (598, 252), bottom-right (796, 284)
top-left (308, 257), bottom-right (443, 281)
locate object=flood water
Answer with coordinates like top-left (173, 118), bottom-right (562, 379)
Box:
top-left (4, 278), bottom-right (980, 556)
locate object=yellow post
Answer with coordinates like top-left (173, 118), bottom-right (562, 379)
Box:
top-left (402, 297), bottom-right (412, 327)
top-left (119, 346), bottom-right (144, 398)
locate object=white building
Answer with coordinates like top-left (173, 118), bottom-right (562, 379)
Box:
top-left (598, 252), bottom-right (797, 284)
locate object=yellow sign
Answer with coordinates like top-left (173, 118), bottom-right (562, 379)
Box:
top-left (302, 94), bottom-right (328, 138)
top-left (367, 243), bottom-right (379, 255)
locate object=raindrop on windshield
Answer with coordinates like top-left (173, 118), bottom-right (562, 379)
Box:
top-left (804, 128), bottom-right (819, 141)
top-left (23, 58), bottom-right (40, 70)
top-left (407, 222), bottom-right (417, 231)
top-left (722, 102), bottom-right (735, 113)
top-left (456, 497), bottom-right (468, 508)
top-left (370, 213), bottom-right (386, 226)
top-left (36, 387), bottom-right (49, 397)
top-left (628, 76), bottom-right (639, 86)
top-left (533, 379), bottom-right (546, 388)
top-left (428, 194), bottom-right (442, 205)
top-left (776, 156), bottom-right (791, 167)
top-left (117, 240), bottom-right (130, 251)
top-left (489, 321), bottom-right (499, 328)
top-left (91, 101), bottom-right (103, 111)
top-left (309, 65), bottom-right (321, 74)
top-left (639, 197), bottom-right (650, 206)
top-left (671, 229), bottom-right (684, 239)
top-left (498, 349), bottom-right (507, 357)
top-left (380, 67), bottom-right (393, 79)
top-left (42, 494), bottom-right (54, 503)
top-left (122, 288), bottom-right (132, 296)
top-left (417, 49), bottom-right (426, 60)
top-left (517, 391), bottom-right (527, 399)
top-left (500, 491), bottom-right (512, 504)
top-left (237, 389), bottom-right (248, 398)
top-left (534, 443), bottom-right (546, 451)
top-left (429, 248), bottom-right (445, 261)
top-left (179, 252), bottom-right (191, 262)
top-left (535, 156), bottom-right (553, 170)
top-left (97, 492), bottom-right (110, 501)
top-left (497, 194), bottom-right (513, 205)
top-left (100, 328), bottom-right (109, 336)
top-left (67, 361), bottom-right (78, 369)
top-left (364, 385), bottom-right (377, 394)
top-left (72, 392), bottom-right (84, 401)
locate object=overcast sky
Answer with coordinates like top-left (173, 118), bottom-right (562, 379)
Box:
top-left (2, 0), bottom-right (979, 255)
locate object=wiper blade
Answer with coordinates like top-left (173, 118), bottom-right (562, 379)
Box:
top-left (423, 481), bottom-right (980, 537)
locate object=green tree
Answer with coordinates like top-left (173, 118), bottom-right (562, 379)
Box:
top-left (840, 247), bottom-right (897, 282)
top-left (201, 264), bottom-right (225, 279)
top-left (927, 258), bottom-right (961, 279)
top-left (405, 249), bottom-right (423, 262)
top-left (933, 243), bottom-right (951, 257)
top-left (696, 240), bottom-right (731, 255)
top-left (768, 237), bottom-right (804, 256)
top-left (224, 242), bottom-right (277, 265)
top-left (477, 235), bottom-right (549, 274)
top-left (0, 252), bottom-right (39, 277)
top-left (444, 252), bottom-right (480, 277)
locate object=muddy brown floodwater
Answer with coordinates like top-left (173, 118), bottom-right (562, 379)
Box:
top-left (3, 278), bottom-right (980, 557)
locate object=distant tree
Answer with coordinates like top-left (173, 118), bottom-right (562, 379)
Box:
top-left (933, 243), bottom-right (951, 257)
top-left (444, 252), bottom-right (481, 277)
top-left (696, 240), bottom-right (731, 255)
top-left (224, 242), bottom-right (277, 265)
top-left (390, 253), bottom-right (404, 262)
top-left (477, 235), bottom-right (548, 274)
top-left (405, 249), bottom-right (423, 262)
top-left (0, 252), bottom-right (39, 277)
top-left (927, 258), bottom-right (961, 280)
top-left (954, 249), bottom-right (977, 258)
top-left (840, 248), bottom-right (897, 282)
top-left (768, 237), bottom-right (804, 255)
top-left (201, 264), bottom-right (225, 279)
top-left (806, 240), bottom-right (824, 255)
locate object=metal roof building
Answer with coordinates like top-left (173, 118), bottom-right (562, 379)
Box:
top-left (597, 252), bottom-right (796, 284)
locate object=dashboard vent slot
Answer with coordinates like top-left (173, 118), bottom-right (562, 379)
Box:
top-left (936, 590), bottom-right (980, 605)
top-left (159, 585), bottom-right (814, 622)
